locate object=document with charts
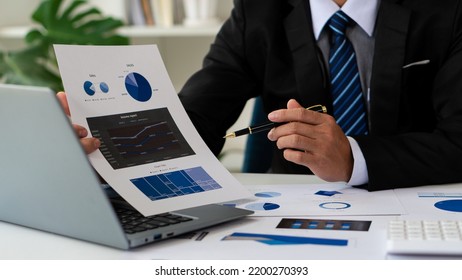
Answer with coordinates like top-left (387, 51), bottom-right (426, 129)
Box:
top-left (54, 44), bottom-right (250, 216)
top-left (225, 183), bottom-right (405, 216)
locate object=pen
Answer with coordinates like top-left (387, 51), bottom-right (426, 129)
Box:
top-left (223, 104), bottom-right (327, 138)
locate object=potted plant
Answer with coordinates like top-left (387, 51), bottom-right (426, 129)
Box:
top-left (0, 0), bottom-right (129, 92)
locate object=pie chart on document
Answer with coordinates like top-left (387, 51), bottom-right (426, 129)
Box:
top-left (125, 72), bottom-right (152, 102)
top-left (83, 81), bottom-right (96, 96)
top-left (245, 202), bottom-right (280, 211)
top-left (99, 82), bottom-right (109, 93)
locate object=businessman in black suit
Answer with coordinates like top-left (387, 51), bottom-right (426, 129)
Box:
top-left (64, 0), bottom-right (462, 190)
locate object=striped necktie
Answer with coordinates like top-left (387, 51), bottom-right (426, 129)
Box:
top-left (328, 11), bottom-right (368, 136)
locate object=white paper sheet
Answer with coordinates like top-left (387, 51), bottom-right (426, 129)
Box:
top-left (224, 184), bottom-right (405, 216)
top-left (393, 183), bottom-right (462, 220)
top-left (54, 44), bottom-right (251, 216)
top-left (130, 216), bottom-right (390, 260)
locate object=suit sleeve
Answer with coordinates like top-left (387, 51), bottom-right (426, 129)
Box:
top-left (178, 0), bottom-right (259, 156)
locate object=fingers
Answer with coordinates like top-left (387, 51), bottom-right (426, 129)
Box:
top-left (72, 124), bottom-right (101, 154)
top-left (268, 99), bottom-right (326, 125)
top-left (73, 124), bottom-right (88, 138)
top-left (81, 137), bottom-right (101, 154)
top-left (56, 92), bottom-right (71, 116)
top-left (266, 99), bottom-right (353, 182)
top-left (281, 139), bottom-right (353, 182)
top-left (272, 128), bottom-right (319, 151)
top-left (272, 126), bottom-right (352, 182)
top-left (267, 108), bottom-right (335, 142)
top-left (287, 98), bottom-right (303, 109)
top-left (56, 92), bottom-right (100, 154)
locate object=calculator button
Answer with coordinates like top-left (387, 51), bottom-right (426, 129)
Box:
top-left (387, 220), bottom-right (462, 255)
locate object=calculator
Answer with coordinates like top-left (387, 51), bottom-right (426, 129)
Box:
top-left (387, 220), bottom-right (462, 255)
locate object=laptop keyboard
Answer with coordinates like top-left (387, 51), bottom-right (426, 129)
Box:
top-left (113, 203), bottom-right (193, 234)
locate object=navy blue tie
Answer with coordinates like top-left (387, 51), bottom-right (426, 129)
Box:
top-left (328, 11), bottom-right (368, 135)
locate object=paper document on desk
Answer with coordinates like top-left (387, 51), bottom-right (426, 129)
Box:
top-left (393, 183), bottom-right (462, 219)
top-left (225, 184), bottom-right (405, 216)
top-left (54, 44), bottom-right (250, 216)
top-left (133, 216), bottom-right (390, 260)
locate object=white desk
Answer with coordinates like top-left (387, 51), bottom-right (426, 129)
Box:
top-left (1, 173), bottom-right (461, 260)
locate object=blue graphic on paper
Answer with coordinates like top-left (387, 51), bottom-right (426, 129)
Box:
top-left (434, 200), bottom-right (462, 213)
top-left (315, 190), bottom-right (342, 197)
top-left (245, 202), bottom-right (280, 211)
top-left (319, 202), bottom-right (351, 210)
top-left (254, 192), bottom-right (281, 198)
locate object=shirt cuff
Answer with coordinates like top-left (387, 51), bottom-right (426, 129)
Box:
top-left (346, 136), bottom-right (369, 186)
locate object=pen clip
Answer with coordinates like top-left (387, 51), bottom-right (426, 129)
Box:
top-left (306, 104), bottom-right (327, 113)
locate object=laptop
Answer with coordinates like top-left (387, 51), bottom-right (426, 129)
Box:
top-left (0, 84), bottom-right (253, 250)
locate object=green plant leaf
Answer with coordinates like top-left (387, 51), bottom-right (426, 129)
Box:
top-left (0, 0), bottom-right (129, 92)
top-left (61, 0), bottom-right (89, 21)
top-left (1, 46), bottom-right (62, 90)
top-left (29, 0), bottom-right (128, 46)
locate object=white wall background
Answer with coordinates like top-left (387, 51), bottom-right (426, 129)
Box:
top-left (0, 0), bottom-right (41, 26)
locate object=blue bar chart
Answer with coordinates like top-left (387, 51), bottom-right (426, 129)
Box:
top-left (131, 167), bottom-right (222, 201)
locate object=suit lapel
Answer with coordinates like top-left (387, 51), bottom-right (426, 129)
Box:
top-left (370, 0), bottom-right (411, 134)
top-left (284, 0), bottom-right (330, 108)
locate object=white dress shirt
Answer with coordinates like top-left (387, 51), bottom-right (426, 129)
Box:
top-left (309, 0), bottom-right (380, 186)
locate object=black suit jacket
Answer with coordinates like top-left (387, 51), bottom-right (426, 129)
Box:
top-left (179, 0), bottom-right (462, 190)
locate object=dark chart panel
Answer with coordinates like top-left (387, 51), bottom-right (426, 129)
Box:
top-left (277, 218), bottom-right (372, 232)
top-left (131, 167), bottom-right (222, 201)
top-left (87, 108), bottom-right (195, 169)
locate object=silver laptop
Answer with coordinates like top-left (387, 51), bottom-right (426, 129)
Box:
top-left (0, 84), bottom-right (252, 249)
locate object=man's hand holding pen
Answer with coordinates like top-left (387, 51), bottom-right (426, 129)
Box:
top-left (267, 99), bottom-right (354, 183)
top-left (224, 104), bottom-right (326, 138)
